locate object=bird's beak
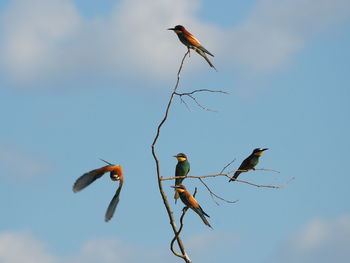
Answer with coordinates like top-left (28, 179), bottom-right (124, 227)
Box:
top-left (171, 185), bottom-right (180, 189)
top-left (167, 28), bottom-right (175, 31)
top-left (262, 148), bottom-right (269, 151)
top-left (173, 155), bottom-right (177, 158)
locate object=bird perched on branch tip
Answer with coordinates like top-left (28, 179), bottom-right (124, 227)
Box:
top-left (168, 25), bottom-right (216, 70)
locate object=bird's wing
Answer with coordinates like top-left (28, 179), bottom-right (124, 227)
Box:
top-left (197, 45), bottom-right (214, 57)
top-left (105, 180), bottom-right (123, 222)
top-left (193, 206), bottom-right (212, 228)
top-left (186, 33), bottom-right (202, 48)
top-left (198, 205), bottom-right (210, 218)
top-left (230, 157), bottom-right (250, 181)
top-left (73, 165), bottom-right (111, 192)
top-left (187, 194), bottom-right (199, 209)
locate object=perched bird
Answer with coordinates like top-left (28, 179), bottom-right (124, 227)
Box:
top-left (73, 159), bottom-right (124, 222)
top-left (168, 25), bottom-right (216, 70)
top-left (173, 153), bottom-right (190, 203)
top-left (172, 185), bottom-right (212, 228)
top-left (229, 148), bottom-right (268, 182)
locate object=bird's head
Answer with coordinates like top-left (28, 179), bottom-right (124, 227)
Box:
top-left (173, 153), bottom-right (188, 162)
top-left (110, 165), bottom-right (123, 181)
top-left (171, 184), bottom-right (186, 193)
top-left (168, 25), bottom-right (185, 34)
top-left (252, 148), bottom-right (268, 156)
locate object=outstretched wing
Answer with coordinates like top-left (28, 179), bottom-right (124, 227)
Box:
top-left (105, 180), bottom-right (123, 222)
top-left (73, 166), bottom-right (110, 192)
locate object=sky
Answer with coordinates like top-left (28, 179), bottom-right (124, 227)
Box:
top-left (0, 0), bottom-right (350, 262)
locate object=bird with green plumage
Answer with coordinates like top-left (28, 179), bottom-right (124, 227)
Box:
top-left (229, 148), bottom-right (268, 182)
top-left (173, 153), bottom-right (190, 203)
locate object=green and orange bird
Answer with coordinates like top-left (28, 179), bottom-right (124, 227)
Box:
top-left (73, 159), bottom-right (124, 222)
top-left (173, 153), bottom-right (190, 203)
top-left (168, 25), bottom-right (216, 70)
top-left (172, 185), bottom-right (212, 228)
top-left (229, 148), bottom-right (268, 182)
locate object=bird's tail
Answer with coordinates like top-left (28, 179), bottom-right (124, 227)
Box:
top-left (198, 212), bottom-right (212, 229)
top-left (195, 48), bottom-right (217, 71)
top-left (196, 206), bottom-right (212, 228)
top-left (229, 171), bottom-right (241, 182)
top-left (174, 191), bottom-right (180, 204)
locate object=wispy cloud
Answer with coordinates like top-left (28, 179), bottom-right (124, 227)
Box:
top-left (273, 215), bottom-right (350, 263)
top-left (0, 230), bottom-right (239, 263)
top-left (0, 0), bottom-right (349, 83)
top-left (0, 232), bottom-right (57, 263)
top-left (226, 0), bottom-right (350, 70)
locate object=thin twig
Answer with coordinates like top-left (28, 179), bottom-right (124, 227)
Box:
top-left (198, 178), bottom-right (238, 205)
top-left (161, 168), bottom-right (281, 181)
top-left (151, 50), bottom-right (191, 263)
top-left (161, 169), bottom-right (292, 189)
top-left (220, 158), bottom-right (236, 174)
top-left (174, 89), bottom-right (227, 112)
top-left (235, 177), bottom-right (295, 189)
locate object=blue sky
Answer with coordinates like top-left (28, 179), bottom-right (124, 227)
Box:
top-left (0, 0), bottom-right (350, 262)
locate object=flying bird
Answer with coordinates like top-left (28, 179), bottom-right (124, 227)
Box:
top-left (73, 159), bottom-right (124, 222)
top-left (172, 185), bottom-right (212, 228)
top-left (229, 148), bottom-right (268, 182)
top-left (168, 25), bottom-right (216, 70)
top-left (173, 153), bottom-right (190, 203)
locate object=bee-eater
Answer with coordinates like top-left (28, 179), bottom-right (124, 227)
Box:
top-left (229, 148), bottom-right (268, 182)
top-left (172, 185), bottom-right (212, 228)
top-left (168, 25), bottom-right (216, 70)
top-left (73, 159), bottom-right (124, 222)
top-left (173, 153), bottom-right (190, 203)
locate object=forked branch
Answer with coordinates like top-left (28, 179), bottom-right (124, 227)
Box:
top-left (174, 89), bottom-right (228, 112)
top-left (151, 50), bottom-right (191, 263)
top-left (161, 168), bottom-right (294, 189)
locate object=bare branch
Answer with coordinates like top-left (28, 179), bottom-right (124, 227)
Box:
top-left (151, 50), bottom-right (192, 263)
top-left (161, 168), bottom-right (292, 189)
top-left (174, 89), bottom-right (228, 112)
top-left (235, 177), bottom-right (295, 189)
top-left (220, 158), bottom-right (236, 174)
top-left (198, 178), bottom-right (238, 205)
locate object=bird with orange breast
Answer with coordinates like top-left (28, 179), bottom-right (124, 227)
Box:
top-left (73, 159), bottom-right (124, 222)
top-left (168, 25), bottom-right (216, 70)
top-left (172, 185), bottom-right (212, 228)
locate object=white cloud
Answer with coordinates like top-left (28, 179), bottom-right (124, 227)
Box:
top-left (0, 232), bottom-right (58, 263)
top-left (274, 215), bottom-right (350, 263)
top-left (0, 144), bottom-right (49, 179)
top-left (0, 0), bottom-right (349, 83)
top-left (1, 0), bottom-right (81, 80)
top-left (0, 232), bottom-right (158, 263)
top-left (226, 0), bottom-right (350, 70)
top-left (0, 231), bottom-right (238, 263)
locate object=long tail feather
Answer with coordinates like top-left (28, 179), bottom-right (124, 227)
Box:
top-left (195, 48), bottom-right (217, 71)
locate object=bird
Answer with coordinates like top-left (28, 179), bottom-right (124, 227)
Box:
top-left (172, 185), bottom-right (212, 228)
top-left (73, 159), bottom-right (124, 222)
top-left (168, 25), bottom-right (216, 70)
top-left (173, 153), bottom-right (190, 203)
top-left (229, 148), bottom-right (268, 182)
